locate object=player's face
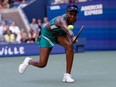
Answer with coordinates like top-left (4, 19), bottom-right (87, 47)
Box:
top-left (66, 11), bottom-right (77, 23)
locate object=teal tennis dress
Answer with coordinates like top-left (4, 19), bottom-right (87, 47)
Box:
top-left (37, 14), bottom-right (70, 48)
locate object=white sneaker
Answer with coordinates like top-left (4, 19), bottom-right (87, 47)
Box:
top-left (62, 73), bottom-right (75, 83)
top-left (18, 57), bottom-right (32, 74)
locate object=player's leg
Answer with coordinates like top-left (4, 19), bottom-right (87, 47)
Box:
top-left (19, 47), bottom-right (52, 74)
top-left (57, 35), bottom-right (74, 74)
top-left (56, 35), bottom-right (74, 82)
top-left (29, 47), bottom-right (52, 68)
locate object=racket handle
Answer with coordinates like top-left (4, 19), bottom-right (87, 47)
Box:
top-left (72, 25), bottom-right (84, 44)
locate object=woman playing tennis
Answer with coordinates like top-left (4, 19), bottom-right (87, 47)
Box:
top-left (19, 4), bottom-right (79, 83)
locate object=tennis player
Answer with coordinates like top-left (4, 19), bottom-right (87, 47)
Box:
top-left (19, 4), bottom-right (79, 83)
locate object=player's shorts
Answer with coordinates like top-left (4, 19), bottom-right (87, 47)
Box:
top-left (36, 26), bottom-right (57, 48)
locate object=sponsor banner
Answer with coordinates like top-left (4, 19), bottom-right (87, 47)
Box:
top-left (0, 43), bottom-right (66, 57)
top-left (0, 43), bottom-right (39, 57)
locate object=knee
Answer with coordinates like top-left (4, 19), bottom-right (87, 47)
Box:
top-left (30, 59), bottom-right (47, 68)
top-left (39, 64), bottom-right (47, 68)
top-left (38, 61), bottom-right (47, 68)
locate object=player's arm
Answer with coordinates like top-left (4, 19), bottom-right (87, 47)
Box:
top-left (55, 16), bottom-right (74, 38)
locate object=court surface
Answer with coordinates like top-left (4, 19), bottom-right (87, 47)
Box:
top-left (0, 51), bottom-right (116, 87)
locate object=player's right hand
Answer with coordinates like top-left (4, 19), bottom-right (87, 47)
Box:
top-left (72, 36), bottom-right (78, 43)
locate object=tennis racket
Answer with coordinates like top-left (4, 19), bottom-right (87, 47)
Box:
top-left (72, 25), bottom-right (84, 44)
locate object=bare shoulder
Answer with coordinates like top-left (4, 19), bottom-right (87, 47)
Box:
top-left (55, 16), bottom-right (66, 24)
